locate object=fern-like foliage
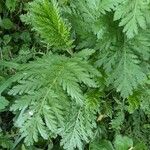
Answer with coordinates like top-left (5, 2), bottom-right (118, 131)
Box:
top-left (85, 0), bottom-right (123, 15)
top-left (29, 0), bottom-right (73, 50)
top-left (96, 44), bottom-right (147, 98)
top-left (86, 0), bottom-right (150, 146)
top-left (71, 0), bottom-right (122, 19)
top-left (130, 81), bottom-right (150, 115)
top-left (114, 0), bottom-right (150, 38)
top-left (0, 0), bottom-right (150, 149)
top-left (108, 48), bottom-right (146, 98)
top-left (129, 29), bottom-right (150, 61)
top-left (64, 0), bottom-right (122, 49)
top-left (60, 91), bottom-right (100, 150)
top-left (0, 131), bottom-right (13, 149)
top-left (95, 25), bottom-right (150, 99)
top-left (9, 50), bottom-right (100, 146)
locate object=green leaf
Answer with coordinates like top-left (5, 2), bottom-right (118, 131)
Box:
top-left (114, 0), bottom-right (149, 38)
top-left (6, 51), bottom-right (99, 146)
top-left (114, 135), bottom-right (133, 150)
top-left (0, 96), bottom-right (9, 110)
top-left (134, 142), bottom-right (147, 150)
top-left (29, 0), bottom-right (73, 50)
top-left (60, 107), bottom-right (97, 150)
top-left (127, 94), bottom-right (140, 113)
top-left (3, 35), bottom-right (12, 45)
top-left (0, 18), bottom-right (13, 29)
top-left (0, 132), bottom-right (13, 149)
top-left (89, 139), bottom-right (114, 150)
top-left (90, 0), bottom-right (123, 15)
top-left (5, 0), bottom-right (17, 12)
top-left (0, 60), bottom-right (19, 69)
top-left (111, 111), bottom-right (124, 130)
top-left (109, 50), bottom-right (146, 98)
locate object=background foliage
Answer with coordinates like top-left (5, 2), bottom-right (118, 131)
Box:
top-left (0, 0), bottom-right (150, 149)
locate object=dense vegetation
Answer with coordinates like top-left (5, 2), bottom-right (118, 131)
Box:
top-left (0, 0), bottom-right (150, 149)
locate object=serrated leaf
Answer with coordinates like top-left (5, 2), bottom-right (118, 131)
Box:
top-left (114, 0), bottom-right (149, 38)
top-left (29, 0), bottom-right (73, 50)
top-left (107, 49), bottom-right (146, 98)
